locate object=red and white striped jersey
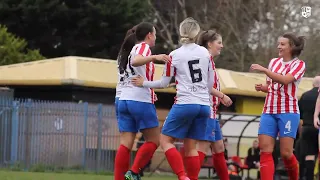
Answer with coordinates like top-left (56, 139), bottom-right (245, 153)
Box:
top-left (162, 43), bottom-right (214, 106)
top-left (263, 57), bottom-right (306, 114)
top-left (120, 42), bottom-right (156, 103)
top-left (210, 58), bottom-right (220, 119)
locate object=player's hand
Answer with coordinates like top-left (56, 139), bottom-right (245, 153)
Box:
top-left (131, 75), bottom-right (144, 87)
top-left (154, 54), bottom-right (171, 63)
top-left (221, 94), bottom-right (232, 107)
top-left (314, 116), bottom-right (320, 129)
top-left (154, 93), bottom-right (158, 102)
top-left (255, 84), bottom-right (263, 91)
top-left (255, 162), bottom-right (260, 168)
top-left (250, 64), bottom-right (267, 73)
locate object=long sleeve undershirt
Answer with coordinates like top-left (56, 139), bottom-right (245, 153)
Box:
top-left (143, 70), bottom-right (214, 94)
top-left (143, 76), bottom-right (172, 88)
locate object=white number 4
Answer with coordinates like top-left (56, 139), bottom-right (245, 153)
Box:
top-left (285, 121), bottom-right (291, 132)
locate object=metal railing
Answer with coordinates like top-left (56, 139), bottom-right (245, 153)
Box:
top-left (0, 88), bottom-right (262, 175)
top-left (0, 93), bottom-right (124, 172)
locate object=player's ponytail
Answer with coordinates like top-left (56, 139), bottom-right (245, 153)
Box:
top-left (282, 33), bottom-right (306, 57)
top-left (118, 26), bottom-right (137, 74)
top-left (179, 17), bottom-right (200, 44)
top-left (296, 36), bottom-right (306, 54)
top-left (196, 30), bottom-right (220, 49)
top-left (196, 31), bottom-right (207, 47)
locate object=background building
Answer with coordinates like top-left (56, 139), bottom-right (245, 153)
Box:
top-left (0, 56), bottom-right (314, 177)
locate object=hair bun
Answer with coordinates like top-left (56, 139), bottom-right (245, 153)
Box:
top-left (179, 17), bottom-right (200, 44)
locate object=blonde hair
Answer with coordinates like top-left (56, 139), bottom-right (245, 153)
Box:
top-left (179, 17), bottom-right (200, 44)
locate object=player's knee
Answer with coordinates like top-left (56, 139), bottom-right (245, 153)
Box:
top-left (198, 141), bottom-right (210, 153)
top-left (159, 134), bottom-right (175, 151)
top-left (143, 132), bottom-right (160, 146)
top-left (258, 135), bottom-right (274, 153)
top-left (185, 149), bottom-right (198, 157)
top-left (120, 133), bottom-right (136, 149)
top-left (183, 139), bottom-right (198, 156)
top-left (259, 142), bottom-right (274, 153)
top-left (145, 139), bottom-right (160, 147)
top-left (213, 144), bottom-right (225, 153)
top-left (121, 142), bottom-right (133, 150)
top-left (280, 148), bottom-right (293, 159)
top-left (142, 127), bottom-right (160, 146)
top-left (211, 140), bottom-right (225, 153)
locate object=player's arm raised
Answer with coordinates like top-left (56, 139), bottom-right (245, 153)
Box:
top-left (132, 54), bottom-right (170, 67)
top-left (253, 59), bottom-right (272, 93)
top-left (140, 76), bottom-right (172, 88)
top-left (131, 43), bottom-right (171, 67)
top-left (131, 61), bottom-right (173, 88)
top-left (250, 61), bottom-right (305, 85)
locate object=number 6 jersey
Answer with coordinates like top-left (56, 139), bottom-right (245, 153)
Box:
top-left (163, 43), bottom-right (214, 106)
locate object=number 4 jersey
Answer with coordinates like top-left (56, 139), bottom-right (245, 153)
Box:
top-left (120, 42), bottom-right (156, 104)
top-left (164, 43), bottom-right (214, 106)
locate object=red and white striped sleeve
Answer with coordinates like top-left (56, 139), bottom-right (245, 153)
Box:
top-left (210, 56), bottom-right (216, 71)
top-left (288, 60), bottom-right (306, 80)
top-left (207, 55), bottom-right (214, 91)
top-left (266, 58), bottom-right (276, 83)
top-left (162, 53), bottom-right (174, 77)
top-left (210, 56), bottom-right (218, 86)
top-left (135, 43), bottom-right (151, 57)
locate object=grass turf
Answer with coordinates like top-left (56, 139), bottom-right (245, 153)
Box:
top-left (0, 171), bottom-right (177, 180)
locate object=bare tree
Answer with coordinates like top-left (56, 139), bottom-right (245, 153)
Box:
top-left (247, 0), bottom-right (320, 76)
top-left (148, 0), bottom-right (320, 76)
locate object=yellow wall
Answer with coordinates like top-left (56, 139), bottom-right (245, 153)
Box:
top-left (235, 96), bottom-right (265, 115)
top-left (155, 96), bottom-right (265, 116)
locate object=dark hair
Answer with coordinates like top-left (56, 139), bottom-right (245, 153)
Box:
top-left (135, 22), bottom-right (154, 41)
top-left (281, 33), bottom-right (305, 57)
top-left (117, 26), bottom-right (138, 75)
top-left (196, 30), bottom-right (221, 48)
